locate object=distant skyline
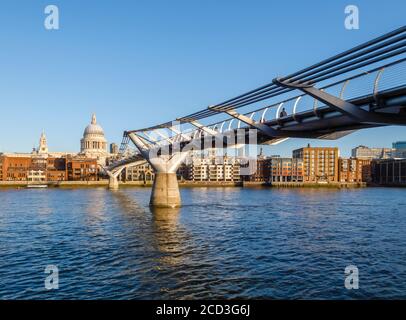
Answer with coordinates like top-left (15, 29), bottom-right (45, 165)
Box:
top-left (0, 0), bottom-right (405, 157)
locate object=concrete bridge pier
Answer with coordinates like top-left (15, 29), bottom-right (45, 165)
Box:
top-left (108, 175), bottom-right (120, 189)
top-left (147, 152), bottom-right (188, 208)
top-left (128, 133), bottom-right (189, 208)
top-left (104, 166), bottom-right (125, 190)
top-left (150, 172), bottom-right (181, 207)
top-left (104, 159), bottom-right (147, 190)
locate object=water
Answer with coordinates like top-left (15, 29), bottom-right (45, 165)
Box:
top-left (0, 187), bottom-right (406, 299)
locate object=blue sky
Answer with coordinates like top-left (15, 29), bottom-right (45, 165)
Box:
top-left (0, 0), bottom-right (405, 157)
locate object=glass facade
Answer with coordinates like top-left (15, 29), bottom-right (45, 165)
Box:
top-left (393, 141), bottom-right (406, 149)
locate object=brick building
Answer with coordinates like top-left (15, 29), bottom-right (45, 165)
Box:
top-left (0, 153), bottom-right (98, 182)
top-left (242, 156), bottom-right (271, 182)
top-left (293, 145), bottom-right (339, 183)
top-left (339, 158), bottom-right (372, 183)
top-left (65, 156), bottom-right (98, 181)
top-left (0, 154), bottom-right (32, 181)
top-left (269, 157), bottom-right (303, 183)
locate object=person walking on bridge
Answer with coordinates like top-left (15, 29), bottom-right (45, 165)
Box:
top-left (280, 107), bottom-right (288, 118)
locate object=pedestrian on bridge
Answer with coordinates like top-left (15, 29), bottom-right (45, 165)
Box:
top-left (280, 107), bottom-right (288, 118)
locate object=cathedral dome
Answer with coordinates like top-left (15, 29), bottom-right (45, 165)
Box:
top-left (83, 114), bottom-right (105, 136)
top-left (80, 114), bottom-right (108, 164)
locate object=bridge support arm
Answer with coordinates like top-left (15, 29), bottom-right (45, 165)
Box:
top-left (209, 107), bottom-right (336, 139)
top-left (223, 109), bottom-right (280, 137)
top-left (168, 126), bottom-right (192, 142)
top-left (274, 78), bottom-right (368, 119)
top-left (128, 132), bottom-right (190, 208)
top-left (189, 120), bottom-right (218, 135)
top-left (128, 132), bottom-right (152, 158)
top-left (104, 167), bottom-right (124, 190)
top-left (104, 159), bottom-right (147, 189)
top-left (154, 130), bottom-right (174, 144)
top-left (273, 78), bottom-right (406, 125)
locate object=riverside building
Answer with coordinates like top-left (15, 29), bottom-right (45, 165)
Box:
top-left (351, 145), bottom-right (394, 160)
top-left (243, 156), bottom-right (271, 182)
top-left (338, 158), bottom-right (372, 183)
top-left (293, 145), bottom-right (339, 183)
top-left (0, 114), bottom-right (108, 182)
top-left (268, 157), bottom-right (304, 183)
top-left (120, 151), bottom-right (241, 183)
top-left (124, 163), bottom-right (155, 182)
top-left (0, 151), bottom-right (98, 182)
top-left (391, 141), bottom-right (406, 159)
top-left (184, 153), bottom-right (241, 182)
top-left (371, 158), bottom-right (406, 186)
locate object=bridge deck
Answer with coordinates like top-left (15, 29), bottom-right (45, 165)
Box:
top-left (116, 27), bottom-right (406, 162)
top-left (266, 85), bottom-right (406, 134)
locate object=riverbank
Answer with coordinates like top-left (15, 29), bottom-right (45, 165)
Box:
top-left (265, 181), bottom-right (367, 188)
top-left (0, 180), bottom-right (372, 189)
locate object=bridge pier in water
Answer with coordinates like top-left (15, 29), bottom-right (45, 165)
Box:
top-left (150, 172), bottom-right (181, 208)
top-left (108, 175), bottom-right (120, 190)
top-left (128, 132), bottom-right (189, 208)
top-left (105, 158), bottom-right (147, 190)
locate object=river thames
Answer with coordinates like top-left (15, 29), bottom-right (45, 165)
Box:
top-left (0, 187), bottom-right (405, 299)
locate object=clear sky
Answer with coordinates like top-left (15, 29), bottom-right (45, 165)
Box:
top-left (0, 0), bottom-right (405, 157)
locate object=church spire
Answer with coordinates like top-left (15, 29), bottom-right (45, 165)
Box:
top-left (38, 130), bottom-right (48, 154)
top-left (91, 113), bottom-right (97, 125)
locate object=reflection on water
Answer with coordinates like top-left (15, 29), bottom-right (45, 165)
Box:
top-left (0, 187), bottom-right (406, 299)
top-left (35, 190), bottom-right (53, 217)
top-left (110, 189), bottom-right (146, 215)
top-left (85, 189), bottom-right (108, 219)
top-left (151, 206), bottom-right (185, 267)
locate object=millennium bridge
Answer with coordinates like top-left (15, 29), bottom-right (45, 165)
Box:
top-left (105, 26), bottom-right (406, 208)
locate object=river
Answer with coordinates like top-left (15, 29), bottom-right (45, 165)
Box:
top-left (0, 187), bottom-right (405, 299)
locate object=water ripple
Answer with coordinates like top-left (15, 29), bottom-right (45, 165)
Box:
top-left (0, 187), bottom-right (406, 299)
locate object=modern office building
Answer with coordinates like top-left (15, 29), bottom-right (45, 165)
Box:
top-left (372, 158), bottom-right (406, 185)
top-left (351, 145), bottom-right (394, 159)
top-left (392, 141), bottom-right (406, 149)
top-left (391, 141), bottom-right (406, 158)
top-left (110, 143), bottom-right (119, 155)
